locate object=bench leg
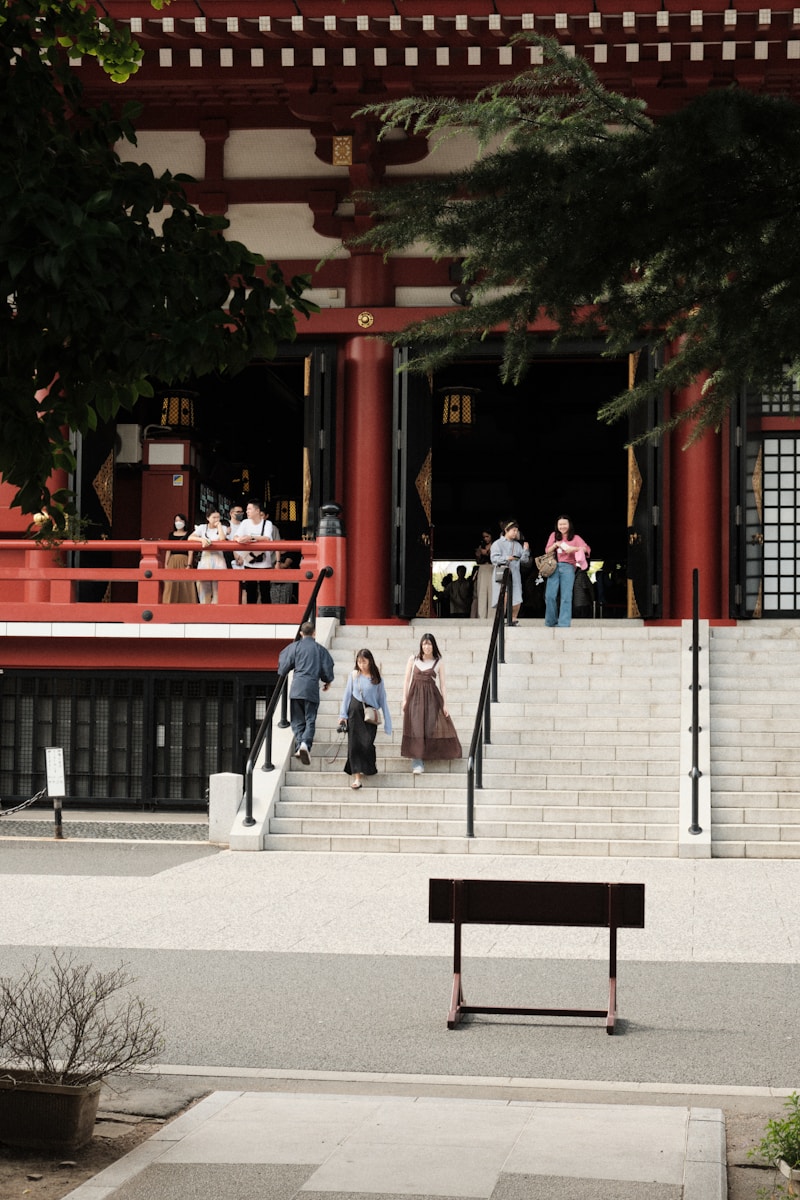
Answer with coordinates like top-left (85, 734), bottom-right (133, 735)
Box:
top-left (447, 973), bottom-right (464, 1029)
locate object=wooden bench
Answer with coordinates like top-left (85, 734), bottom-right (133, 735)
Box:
top-left (428, 878), bottom-right (645, 1034)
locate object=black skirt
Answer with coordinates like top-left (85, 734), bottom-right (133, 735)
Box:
top-left (344, 696), bottom-right (378, 776)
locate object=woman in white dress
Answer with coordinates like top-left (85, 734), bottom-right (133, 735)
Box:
top-left (189, 510), bottom-right (229, 604)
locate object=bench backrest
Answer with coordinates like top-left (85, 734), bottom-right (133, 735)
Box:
top-left (429, 879), bottom-right (645, 929)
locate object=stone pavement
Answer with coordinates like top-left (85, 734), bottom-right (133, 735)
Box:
top-left (1, 837), bottom-right (799, 1200)
top-left (60, 1089), bottom-right (725, 1200)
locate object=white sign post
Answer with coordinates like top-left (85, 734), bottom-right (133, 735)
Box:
top-left (44, 747), bottom-right (66, 840)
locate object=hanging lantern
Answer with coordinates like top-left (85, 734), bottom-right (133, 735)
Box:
top-left (158, 389), bottom-right (197, 428)
top-left (437, 386), bottom-right (479, 432)
top-left (275, 498), bottom-right (298, 524)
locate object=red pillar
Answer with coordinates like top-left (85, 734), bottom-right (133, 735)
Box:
top-left (343, 335), bottom-right (394, 621)
top-left (341, 245), bottom-right (395, 622)
top-left (667, 373), bottom-right (725, 619)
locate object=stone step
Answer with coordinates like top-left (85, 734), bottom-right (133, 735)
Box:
top-left (710, 841), bottom-right (800, 859)
top-left (269, 814), bottom-right (677, 840)
top-left (275, 800), bottom-right (677, 823)
top-left (282, 771), bottom-right (678, 794)
top-left (261, 832), bottom-right (679, 856)
top-left (712, 796), bottom-right (800, 813)
top-left (712, 822), bottom-right (800, 842)
top-left (284, 748), bottom-right (681, 768)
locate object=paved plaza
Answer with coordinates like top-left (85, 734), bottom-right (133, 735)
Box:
top-left (1, 834), bottom-right (799, 1198)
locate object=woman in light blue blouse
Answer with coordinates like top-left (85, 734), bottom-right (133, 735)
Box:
top-left (338, 649), bottom-right (393, 789)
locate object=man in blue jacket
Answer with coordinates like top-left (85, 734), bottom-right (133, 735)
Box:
top-left (277, 622), bottom-right (335, 765)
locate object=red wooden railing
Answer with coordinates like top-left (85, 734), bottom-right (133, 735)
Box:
top-left (0, 537), bottom-right (346, 624)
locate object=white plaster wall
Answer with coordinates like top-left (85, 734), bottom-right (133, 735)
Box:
top-left (225, 129), bottom-right (349, 179)
top-left (115, 130), bottom-right (205, 179)
top-left (225, 203), bottom-right (350, 260)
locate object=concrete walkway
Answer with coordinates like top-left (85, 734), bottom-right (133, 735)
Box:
top-left (61, 1089), bottom-right (725, 1200)
top-left (2, 843), bottom-right (798, 1200)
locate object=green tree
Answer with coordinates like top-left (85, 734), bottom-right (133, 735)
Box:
top-left (356, 39), bottom-right (800, 441)
top-left (1, 0), bottom-right (315, 521)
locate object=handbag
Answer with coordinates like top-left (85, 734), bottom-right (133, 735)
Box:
top-left (535, 552), bottom-right (558, 579)
top-left (494, 563), bottom-right (508, 583)
top-left (355, 672), bottom-right (383, 726)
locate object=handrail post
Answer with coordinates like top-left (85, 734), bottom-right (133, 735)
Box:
top-left (467, 761), bottom-right (475, 838)
top-left (278, 687), bottom-right (290, 730)
top-left (689, 567), bottom-right (702, 835)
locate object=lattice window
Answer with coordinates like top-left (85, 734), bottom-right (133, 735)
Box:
top-left (762, 437), bottom-right (800, 612)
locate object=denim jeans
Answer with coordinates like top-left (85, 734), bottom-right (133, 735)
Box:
top-left (290, 698), bottom-right (319, 750)
top-left (545, 562), bottom-right (576, 627)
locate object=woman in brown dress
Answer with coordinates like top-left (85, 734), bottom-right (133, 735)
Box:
top-left (401, 633), bottom-right (461, 774)
top-left (163, 514), bottom-right (197, 604)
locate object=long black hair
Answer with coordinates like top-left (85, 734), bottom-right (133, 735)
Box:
top-left (553, 515), bottom-right (575, 541)
top-left (354, 648), bottom-right (381, 684)
top-left (418, 632), bottom-right (442, 662)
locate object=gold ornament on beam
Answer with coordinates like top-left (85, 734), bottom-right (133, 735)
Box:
top-left (332, 135), bottom-right (353, 166)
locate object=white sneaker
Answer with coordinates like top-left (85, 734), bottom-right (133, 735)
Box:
top-left (299, 743), bottom-right (310, 765)
top-left (412, 765), bottom-right (424, 774)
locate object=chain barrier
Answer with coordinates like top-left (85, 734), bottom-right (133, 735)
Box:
top-left (0, 788), bottom-right (46, 817)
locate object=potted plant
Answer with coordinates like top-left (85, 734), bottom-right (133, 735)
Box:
top-left (0, 950), bottom-right (164, 1152)
top-left (749, 1093), bottom-right (800, 1197)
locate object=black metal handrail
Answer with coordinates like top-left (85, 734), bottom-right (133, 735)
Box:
top-left (465, 569), bottom-right (509, 837)
top-left (688, 566), bottom-right (703, 835)
top-left (242, 566), bottom-right (333, 827)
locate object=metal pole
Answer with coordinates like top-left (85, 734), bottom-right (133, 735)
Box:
top-left (689, 567), bottom-right (702, 834)
top-left (53, 794), bottom-right (64, 840)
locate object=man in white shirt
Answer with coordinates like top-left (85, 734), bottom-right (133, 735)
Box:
top-left (227, 504), bottom-right (246, 569)
top-left (236, 500), bottom-right (280, 604)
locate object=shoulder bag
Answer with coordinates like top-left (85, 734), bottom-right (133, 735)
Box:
top-left (535, 551), bottom-right (558, 578)
top-left (248, 519), bottom-right (268, 564)
top-left (355, 671), bottom-right (382, 725)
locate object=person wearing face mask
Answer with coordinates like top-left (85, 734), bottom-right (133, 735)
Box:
top-left (163, 514), bottom-right (198, 604)
top-left (227, 504), bottom-right (247, 569)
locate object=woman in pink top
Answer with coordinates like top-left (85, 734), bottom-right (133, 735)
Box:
top-left (544, 515), bottom-right (591, 628)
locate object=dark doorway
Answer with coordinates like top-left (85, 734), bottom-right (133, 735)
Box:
top-left (115, 344), bottom-right (336, 540)
top-left (192, 360), bottom-right (306, 534)
top-left (431, 351), bottom-right (630, 567)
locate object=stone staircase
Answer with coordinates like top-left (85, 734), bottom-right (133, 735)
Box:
top-left (708, 621), bottom-right (800, 858)
top-left (264, 620), bottom-right (685, 856)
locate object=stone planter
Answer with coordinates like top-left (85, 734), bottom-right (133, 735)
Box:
top-left (0, 1071), bottom-right (101, 1151)
top-left (779, 1158), bottom-right (800, 1197)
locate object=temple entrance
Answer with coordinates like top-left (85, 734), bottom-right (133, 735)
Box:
top-left (107, 343), bottom-right (336, 545)
top-left (175, 343), bottom-right (336, 539)
top-left (431, 353), bottom-right (630, 562)
top-left (393, 343), bottom-right (636, 618)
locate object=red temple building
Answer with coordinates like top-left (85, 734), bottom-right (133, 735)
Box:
top-left (1, 0), bottom-right (798, 813)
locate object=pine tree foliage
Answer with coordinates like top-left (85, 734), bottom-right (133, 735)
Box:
top-left (1, 1), bottom-right (316, 521)
top-left (356, 39), bottom-right (800, 441)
